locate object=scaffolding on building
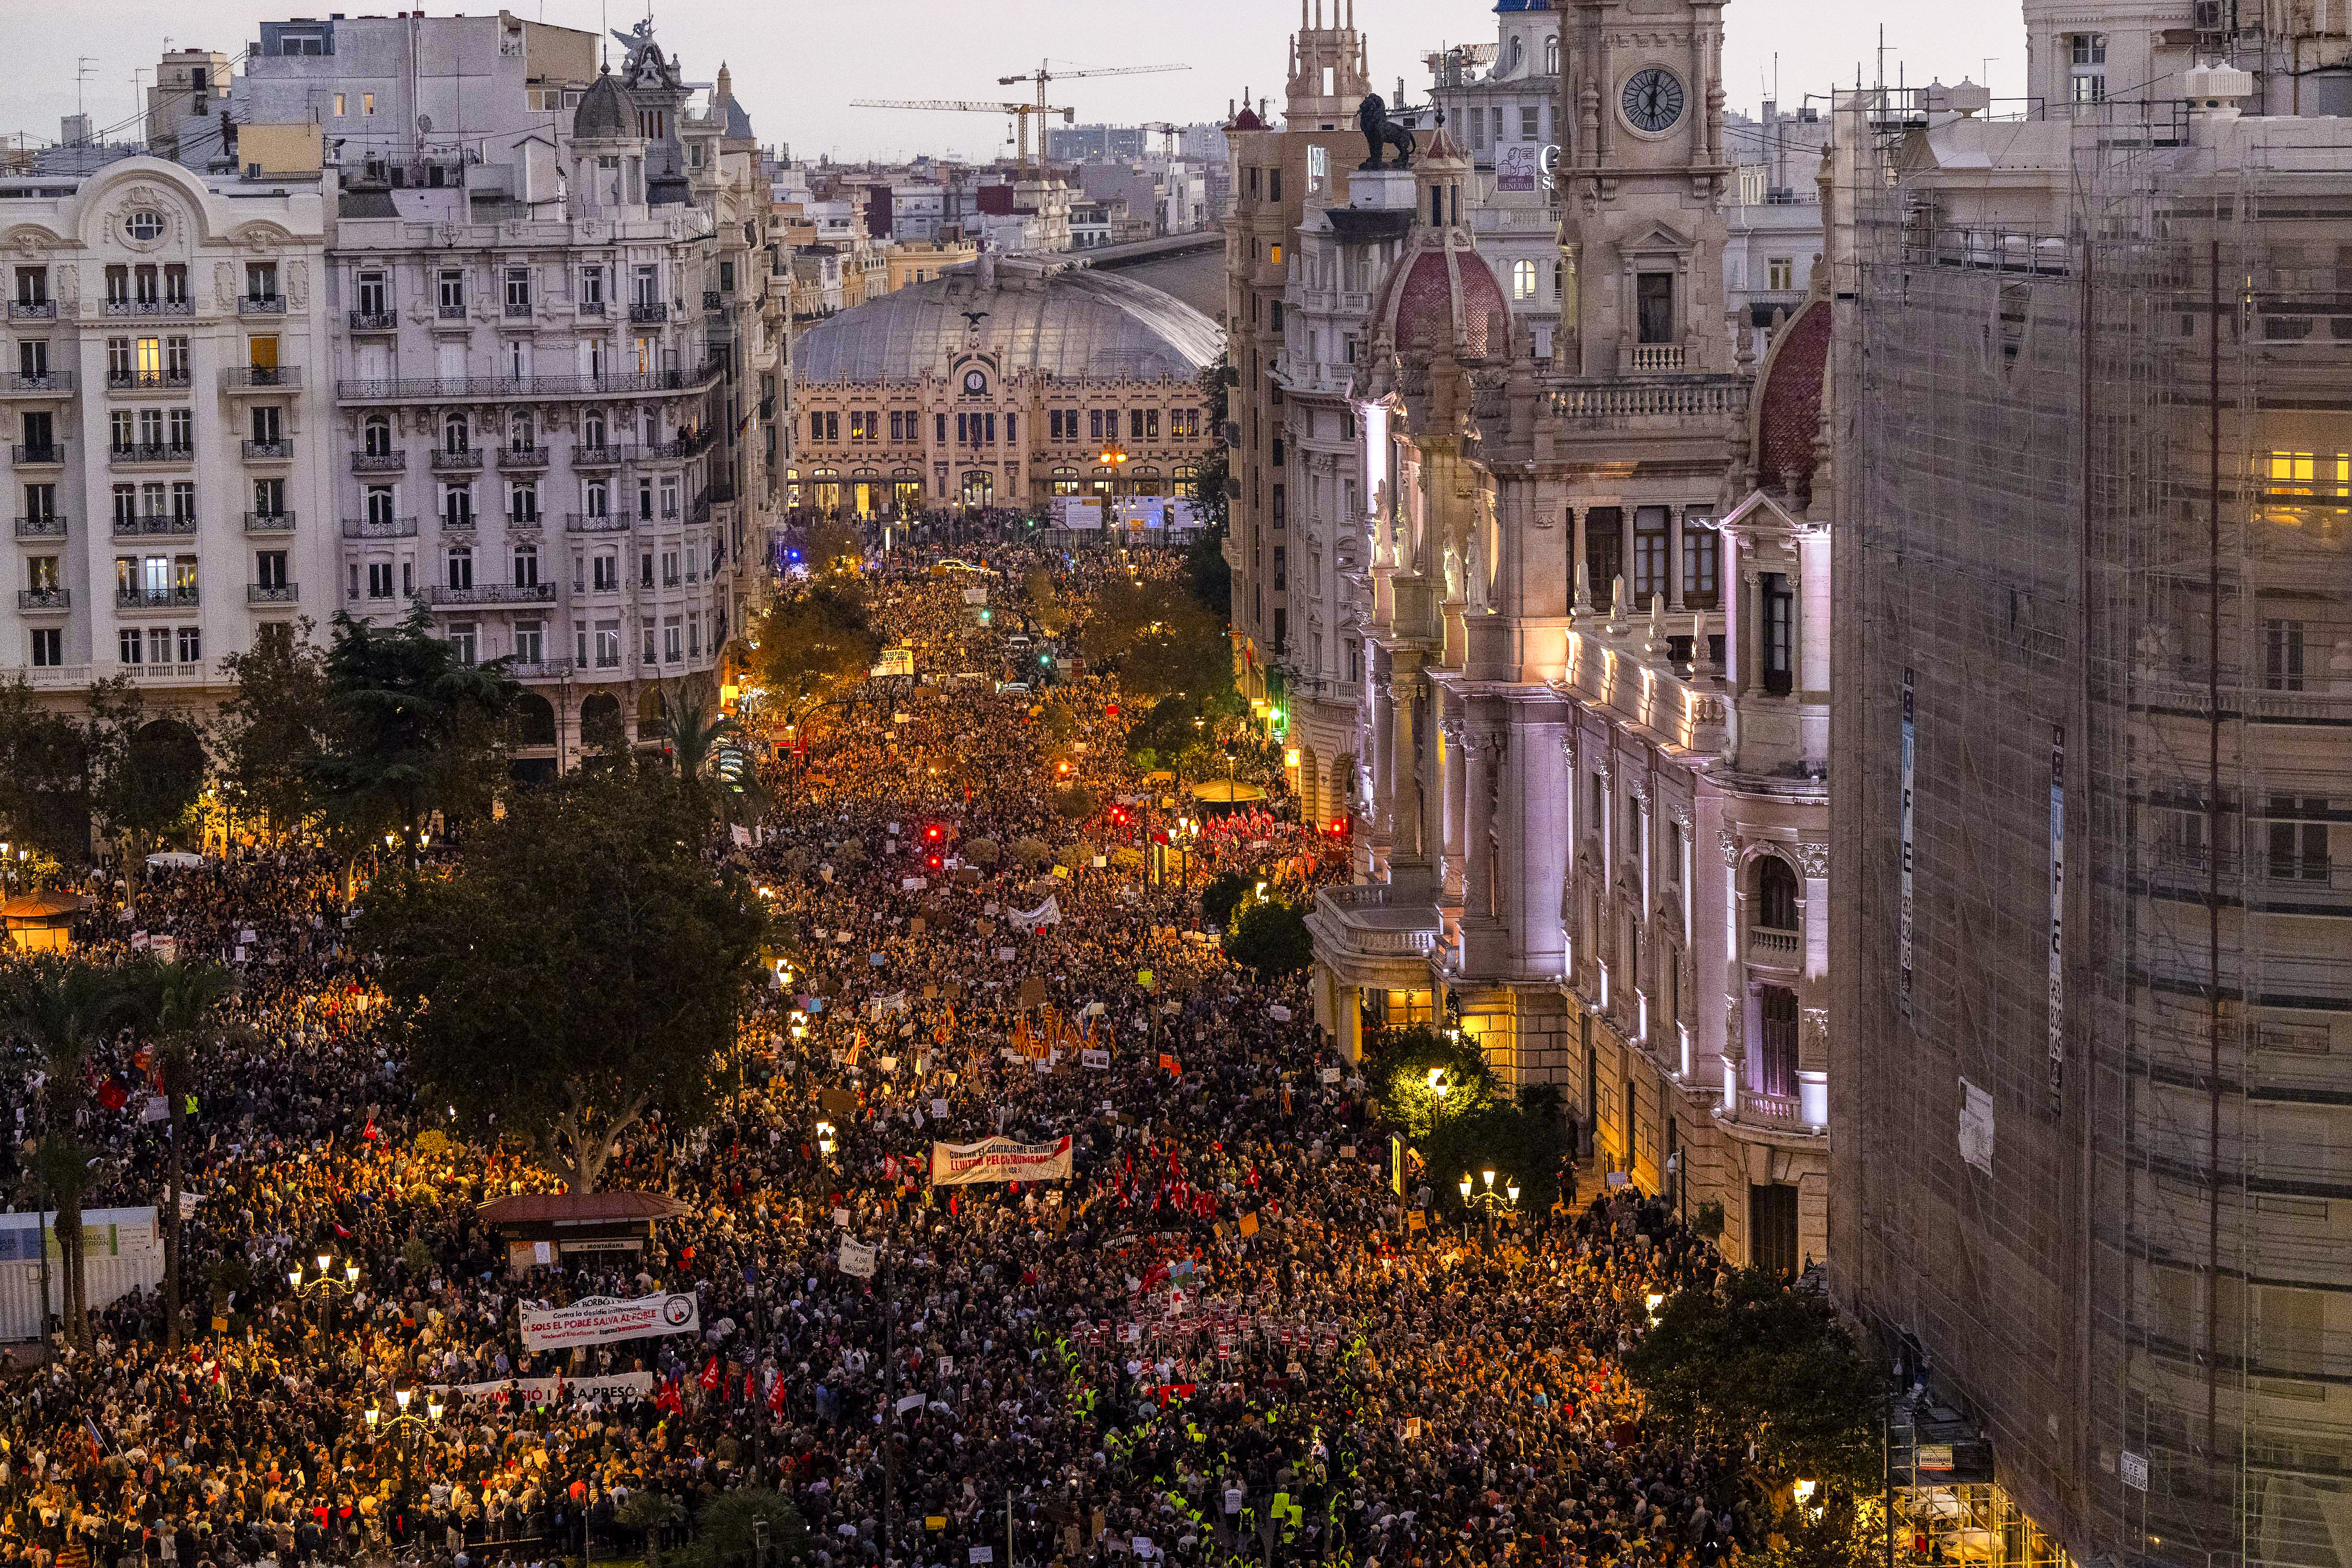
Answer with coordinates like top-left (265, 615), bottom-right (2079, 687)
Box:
top-left (1845, 87), bottom-right (2352, 1568)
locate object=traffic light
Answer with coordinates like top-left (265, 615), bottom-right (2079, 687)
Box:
top-left (1110, 806), bottom-right (1128, 827)
top-left (925, 852), bottom-right (944, 872)
top-left (923, 823), bottom-right (944, 845)
top-left (1039, 652), bottom-right (1052, 666)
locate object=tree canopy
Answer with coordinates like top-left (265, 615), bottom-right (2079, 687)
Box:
top-left (360, 767), bottom-right (766, 1192)
top-left (1224, 896), bottom-right (1314, 981)
top-left (1625, 1268), bottom-right (1886, 1500)
top-left (1077, 575), bottom-right (1235, 707)
top-left (214, 621), bottom-right (333, 840)
top-left (310, 606), bottom-right (517, 856)
top-left (743, 582), bottom-right (884, 719)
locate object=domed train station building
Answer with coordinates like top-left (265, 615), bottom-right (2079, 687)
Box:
top-left (786, 253), bottom-right (1221, 516)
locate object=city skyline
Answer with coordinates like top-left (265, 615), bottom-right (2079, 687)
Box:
top-left (3, 0), bottom-right (2022, 162)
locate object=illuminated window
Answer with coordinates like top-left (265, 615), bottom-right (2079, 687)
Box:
top-left (2269, 451), bottom-right (2316, 492)
top-left (1511, 260), bottom-right (1537, 300)
top-left (1270, 244), bottom-right (1283, 266)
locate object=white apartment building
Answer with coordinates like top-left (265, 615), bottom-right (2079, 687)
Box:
top-left (251, 16), bottom-right (768, 773)
top-left (1, 156), bottom-right (335, 709)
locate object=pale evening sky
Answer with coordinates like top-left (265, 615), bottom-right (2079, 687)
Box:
top-left (3, 0), bottom-right (2022, 163)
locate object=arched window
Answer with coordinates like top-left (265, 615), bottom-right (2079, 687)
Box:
top-left (1544, 36), bottom-right (1559, 76)
top-left (364, 414), bottom-right (392, 456)
top-left (1754, 856), bottom-right (1799, 931)
top-left (510, 412), bottom-right (535, 453)
top-left (1051, 466), bottom-right (1080, 497)
top-left (583, 411), bottom-right (607, 450)
top-left (1511, 260), bottom-right (1537, 301)
top-left (443, 412), bottom-right (469, 453)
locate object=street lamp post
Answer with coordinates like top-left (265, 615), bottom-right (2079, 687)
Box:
top-left (365, 1386), bottom-right (446, 1502)
top-left (289, 1253), bottom-right (361, 1339)
top-left (1457, 1169), bottom-right (1519, 1240)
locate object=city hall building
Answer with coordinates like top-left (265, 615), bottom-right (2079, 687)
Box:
top-left (787, 253), bottom-right (1219, 516)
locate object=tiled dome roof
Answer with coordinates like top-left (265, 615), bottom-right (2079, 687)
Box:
top-left (573, 66), bottom-right (637, 142)
top-left (1753, 297), bottom-right (1831, 498)
top-left (1370, 237), bottom-right (1510, 360)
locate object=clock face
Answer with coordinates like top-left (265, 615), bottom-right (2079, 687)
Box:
top-left (963, 370), bottom-right (988, 396)
top-left (1621, 67), bottom-right (1686, 134)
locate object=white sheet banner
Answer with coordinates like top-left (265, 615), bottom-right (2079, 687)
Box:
top-left (1010, 895), bottom-right (1062, 928)
top-left (839, 1238), bottom-right (878, 1278)
top-left (518, 1292), bottom-right (700, 1351)
top-left (929, 1135), bottom-right (1075, 1186)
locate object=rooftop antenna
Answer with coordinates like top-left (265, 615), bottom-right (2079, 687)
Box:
top-left (76, 57), bottom-right (98, 135)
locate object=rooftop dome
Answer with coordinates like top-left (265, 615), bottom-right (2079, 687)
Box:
top-left (794, 259), bottom-right (1222, 385)
top-left (1369, 234), bottom-right (1510, 360)
top-left (574, 66), bottom-right (637, 142)
top-left (1753, 297), bottom-right (1831, 500)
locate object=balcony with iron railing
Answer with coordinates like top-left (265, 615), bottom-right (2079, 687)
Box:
top-left (437, 302), bottom-right (468, 321)
top-left (431, 446), bottom-right (485, 474)
top-left (504, 300), bottom-right (535, 319)
top-left (629, 300), bottom-right (669, 322)
top-left (13, 515), bottom-right (67, 539)
top-left (351, 449), bottom-right (407, 473)
top-left (243, 439), bottom-right (295, 462)
top-left (334, 363), bottom-right (723, 402)
top-left (419, 583), bottom-right (556, 607)
top-left (236, 294), bottom-right (286, 315)
top-left (17, 587), bottom-right (70, 611)
top-left (342, 516), bottom-right (419, 539)
top-left (564, 513), bottom-right (632, 534)
top-left (106, 370), bottom-right (192, 393)
top-left (573, 443), bottom-right (622, 468)
top-left (247, 583), bottom-right (299, 605)
top-left (7, 301), bottom-right (57, 320)
top-left (118, 585), bottom-right (201, 611)
top-left (102, 298), bottom-right (193, 318)
top-left (577, 300), bottom-right (607, 317)
top-left (243, 511), bottom-right (296, 535)
top-left (221, 366), bottom-right (302, 393)
top-left (109, 442), bottom-right (195, 466)
top-left (111, 513), bottom-right (198, 539)
top-left (348, 309), bottom-right (399, 332)
top-left (10, 442), bottom-right (66, 465)
top-left (0, 370), bottom-right (73, 397)
top-left (495, 445), bottom-right (550, 471)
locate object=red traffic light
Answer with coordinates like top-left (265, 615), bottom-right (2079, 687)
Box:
top-left (923, 824), bottom-right (944, 843)
top-left (926, 853), bottom-right (944, 872)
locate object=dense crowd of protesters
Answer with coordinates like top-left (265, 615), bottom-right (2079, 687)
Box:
top-left (0, 542), bottom-right (1763, 1568)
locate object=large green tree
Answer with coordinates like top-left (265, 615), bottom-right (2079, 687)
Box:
top-left (0, 680), bottom-right (91, 867)
top-left (84, 678), bottom-right (206, 899)
top-left (742, 581), bottom-right (885, 726)
top-left (1224, 896), bottom-right (1315, 981)
top-left (1078, 577), bottom-right (1235, 707)
top-left (214, 621), bottom-right (334, 841)
top-left (361, 768), bottom-right (766, 1192)
top-left (1625, 1267), bottom-right (1886, 1516)
top-left (310, 606), bottom-right (517, 863)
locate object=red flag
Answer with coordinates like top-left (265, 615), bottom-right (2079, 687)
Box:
top-left (699, 1355), bottom-right (720, 1392)
top-left (767, 1375), bottom-right (786, 1414)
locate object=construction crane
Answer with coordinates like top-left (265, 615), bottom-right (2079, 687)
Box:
top-left (1137, 122), bottom-right (1183, 158)
top-left (849, 99), bottom-right (1075, 171)
top-left (996, 60), bottom-right (1191, 171)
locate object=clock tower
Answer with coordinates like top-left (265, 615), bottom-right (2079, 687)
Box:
top-left (1551, 0), bottom-right (1735, 377)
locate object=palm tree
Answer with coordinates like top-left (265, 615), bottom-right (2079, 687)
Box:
top-left (5, 960), bottom-right (136, 1346)
top-left (651, 679), bottom-right (743, 824)
top-left (129, 957), bottom-right (240, 1349)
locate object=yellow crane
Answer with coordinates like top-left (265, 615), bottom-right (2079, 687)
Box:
top-left (995, 60), bottom-right (1192, 171)
top-left (849, 99), bottom-right (1077, 172)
